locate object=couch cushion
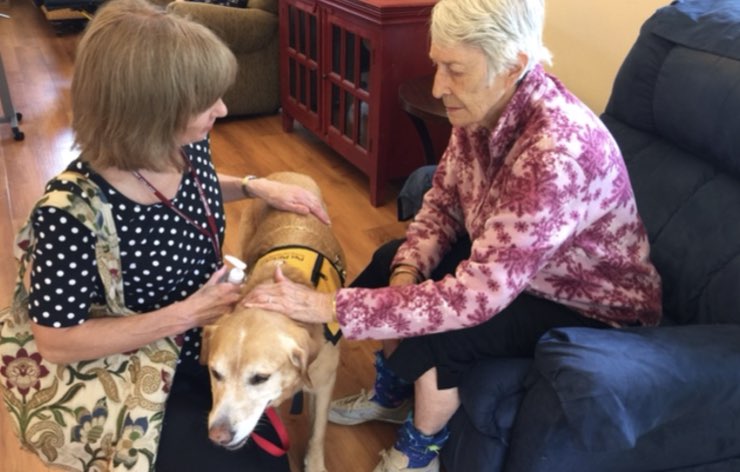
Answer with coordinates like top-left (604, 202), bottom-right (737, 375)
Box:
top-left (652, 46), bottom-right (740, 179)
top-left (507, 372), bottom-right (740, 472)
top-left (458, 358), bottom-right (532, 438)
top-left (601, 116), bottom-right (740, 326)
top-left (534, 326), bottom-right (740, 451)
top-left (602, 0), bottom-right (740, 326)
top-left (648, 0), bottom-right (740, 61)
top-left (443, 410), bottom-right (509, 472)
top-left (606, 0), bottom-right (740, 179)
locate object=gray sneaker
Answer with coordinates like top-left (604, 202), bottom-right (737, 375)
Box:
top-left (328, 389), bottom-right (411, 425)
top-left (373, 447), bottom-right (440, 472)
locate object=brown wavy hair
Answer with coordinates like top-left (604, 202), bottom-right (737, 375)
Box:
top-left (71, 0), bottom-right (237, 171)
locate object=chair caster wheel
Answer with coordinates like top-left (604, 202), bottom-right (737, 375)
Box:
top-left (13, 127), bottom-right (24, 141)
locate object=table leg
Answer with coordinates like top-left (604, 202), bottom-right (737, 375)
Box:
top-left (406, 113), bottom-right (437, 166)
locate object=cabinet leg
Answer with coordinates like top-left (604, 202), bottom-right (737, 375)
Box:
top-left (281, 110), bottom-right (294, 133)
top-left (369, 178), bottom-right (385, 207)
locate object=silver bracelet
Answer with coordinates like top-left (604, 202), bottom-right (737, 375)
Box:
top-left (241, 175), bottom-right (259, 198)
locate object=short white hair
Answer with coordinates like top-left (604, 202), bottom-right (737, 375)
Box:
top-left (430, 0), bottom-right (552, 78)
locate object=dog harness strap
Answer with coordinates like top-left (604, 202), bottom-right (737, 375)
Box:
top-left (310, 252), bottom-right (325, 287)
top-left (290, 391), bottom-right (304, 415)
top-left (307, 252), bottom-right (343, 344)
top-left (251, 407), bottom-right (290, 457)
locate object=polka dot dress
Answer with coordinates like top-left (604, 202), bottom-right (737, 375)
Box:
top-left (28, 140), bottom-right (225, 365)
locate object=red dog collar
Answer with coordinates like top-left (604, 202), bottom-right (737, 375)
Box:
top-left (251, 407), bottom-right (290, 457)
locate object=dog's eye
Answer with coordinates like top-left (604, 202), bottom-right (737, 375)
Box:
top-left (210, 368), bottom-right (224, 382)
top-left (249, 374), bottom-right (270, 385)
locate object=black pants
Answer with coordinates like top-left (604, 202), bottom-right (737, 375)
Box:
top-left (351, 237), bottom-right (609, 389)
top-left (156, 360), bottom-right (290, 472)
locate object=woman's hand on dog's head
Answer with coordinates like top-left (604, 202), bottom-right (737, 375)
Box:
top-left (242, 265), bottom-right (334, 325)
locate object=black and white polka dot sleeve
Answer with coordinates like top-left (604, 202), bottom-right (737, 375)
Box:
top-left (28, 206), bottom-right (105, 328)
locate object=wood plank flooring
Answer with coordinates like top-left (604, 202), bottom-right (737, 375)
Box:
top-left (0, 0), bottom-right (413, 470)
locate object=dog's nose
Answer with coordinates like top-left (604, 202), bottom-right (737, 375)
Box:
top-left (208, 422), bottom-right (235, 446)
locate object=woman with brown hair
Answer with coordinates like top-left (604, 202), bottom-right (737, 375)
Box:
top-left (1, 0), bottom-right (326, 469)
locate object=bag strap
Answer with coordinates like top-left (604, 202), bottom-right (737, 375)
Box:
top-left (9, 171), bottom-right (128, 322)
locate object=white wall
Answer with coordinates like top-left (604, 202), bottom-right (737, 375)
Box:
top-left (543, 0), bottom-right (668, 113)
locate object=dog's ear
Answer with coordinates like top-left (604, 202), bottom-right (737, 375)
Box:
top-left (200, 324), bottom-right (216, 365)
top-left (289, 334), bottom-right (314, 389)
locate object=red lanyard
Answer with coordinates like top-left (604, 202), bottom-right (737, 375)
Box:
top-left (132, 151), bottom-right (221, 258)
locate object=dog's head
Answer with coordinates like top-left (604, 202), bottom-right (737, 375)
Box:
top-left (203, 305), bottom-right (316, 450)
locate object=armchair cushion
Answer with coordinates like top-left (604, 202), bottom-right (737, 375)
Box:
top-left (167, 0), bottom-right (279, 116)
top-left (248, 0), bottom-right (277, 14)
top-left (534, 325), bottom-right (740, 451)
top-left (167, 2), bottom-right (277, 52)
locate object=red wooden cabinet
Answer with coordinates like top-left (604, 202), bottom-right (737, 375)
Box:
top-left (279, 0), bottom-right (437, 206)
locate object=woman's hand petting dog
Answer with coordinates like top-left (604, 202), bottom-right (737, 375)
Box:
top-left (242, 265), bottom-right (334, 324)
top-left (177, 266), bottom-right (243, 329)
top-left (246, 178), bottom-right (331, 225)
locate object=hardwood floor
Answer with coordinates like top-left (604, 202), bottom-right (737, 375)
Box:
top-left (0, 0), bottom-right (411, 470)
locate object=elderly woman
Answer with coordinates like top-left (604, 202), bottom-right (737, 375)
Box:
top-left (244, 0), bottom-right (662, 470)
top-left (0, 0), bottom-right (329, 470)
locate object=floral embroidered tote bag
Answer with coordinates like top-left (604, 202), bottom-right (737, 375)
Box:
top-left (0, 171), bottom-right (181, 472)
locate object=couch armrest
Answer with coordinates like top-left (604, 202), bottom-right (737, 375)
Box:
top-left (533, 325), bottom-right (740, 451)
top-left (166, 2), bottom-right (277, 53)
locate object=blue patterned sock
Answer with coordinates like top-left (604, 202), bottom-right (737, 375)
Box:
top-left (370, 350), bottom-right (414, 408)
top-left (394, 414), bottom-right (449, 468)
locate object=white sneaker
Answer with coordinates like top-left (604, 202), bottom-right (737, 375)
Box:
top-left (373, 447), bottom-right (440, 472)
top-left (328, 389), bottom-right (411, 425)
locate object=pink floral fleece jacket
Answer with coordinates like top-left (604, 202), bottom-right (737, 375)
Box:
top-left (337, 65), bottom-right (662, 340)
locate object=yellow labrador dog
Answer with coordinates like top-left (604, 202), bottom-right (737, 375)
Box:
top-left (202, 172), bottom-right (345, 472)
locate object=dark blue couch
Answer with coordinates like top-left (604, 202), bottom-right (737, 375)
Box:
top-left (401, 1), bottom-right (740, 471)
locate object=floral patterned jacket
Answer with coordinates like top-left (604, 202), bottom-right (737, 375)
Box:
top-left (338, 65), bottom-right (662, 339)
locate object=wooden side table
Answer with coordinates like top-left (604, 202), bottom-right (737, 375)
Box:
top-left (398, 74), bottom-right (449, 165)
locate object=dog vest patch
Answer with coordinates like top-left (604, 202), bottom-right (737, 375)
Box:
top-left (253, 246), bottom-right (344, 344)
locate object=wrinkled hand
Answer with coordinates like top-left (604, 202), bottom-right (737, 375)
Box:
top-left (252, 179), bottom-right (331, 225)
top-left (179, 266), bottom-right (243, 329)
top-left (242, 265), bottom-right (334, 324)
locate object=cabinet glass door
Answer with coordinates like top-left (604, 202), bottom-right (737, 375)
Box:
top-left (285, 2), bottom-right (320, 118)
top-left (326, 20), bottom-right (372, 151)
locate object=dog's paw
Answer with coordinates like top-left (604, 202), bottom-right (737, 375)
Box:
top-left (304, 455), bottom-right (328, 472)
